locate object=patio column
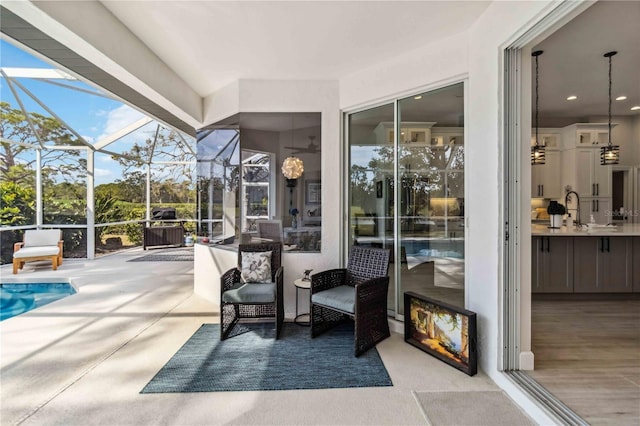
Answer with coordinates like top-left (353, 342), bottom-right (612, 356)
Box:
top-left (146, 164), bottom-right (151, 223)
top-left (86, 149), bottom-right (95, 259)
top-left (36, 149), bottom-right (43, 227)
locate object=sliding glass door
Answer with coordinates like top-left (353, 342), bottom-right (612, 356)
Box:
top-left (347, 83), bottom-right (465, 317)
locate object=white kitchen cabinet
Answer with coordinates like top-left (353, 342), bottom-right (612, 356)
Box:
top-left (530, 129), bottom-right (561, 149)
top-left (561, 128), bottom-right (612, 222)
top-left (577, 129), bottom-right (608, 146)
top-left (531, 150), bottom-right (562, 199)
top-left (562, 123), bottom-right (612, 148)
top-left (432, 127), bottom-right (464, 146)
top-left (580, 197), bottom-right (612, 224)
top-left (374, 121), bottom-right (436, 145)
top-left (574, 148), bottom-right (611, 197)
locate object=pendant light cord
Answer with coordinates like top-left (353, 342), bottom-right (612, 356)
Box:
top-left (535, 53), bottom-right (539, 147)
top-left (607, 53), bottom-right (612, 147)
top-left (532, 50), bottom-right (543, 150)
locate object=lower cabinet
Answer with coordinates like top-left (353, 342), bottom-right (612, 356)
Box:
top-left (573, 236), bottom-right (632, 293)
top-left (532, 235), bottom-right (635, 293)
top-left (532, 236), bottom-right (573, 293)
top-left (634, 237), bottom-right (640, 292)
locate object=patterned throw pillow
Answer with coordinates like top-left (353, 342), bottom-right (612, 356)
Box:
top-left (240, 251), bottom-right (272, 283)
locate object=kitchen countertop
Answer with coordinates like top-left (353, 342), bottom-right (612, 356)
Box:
top-left (531, 223), bottom-right (640, 236)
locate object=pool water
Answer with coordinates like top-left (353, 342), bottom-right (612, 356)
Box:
top-left (0, 283), bottom-right (76, 321)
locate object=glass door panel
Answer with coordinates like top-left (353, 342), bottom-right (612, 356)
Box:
top-left (346, 82), bottom-right (465, 319)
top-left (398, 84), bottom-right (465, 314)
top-left (347, 103), bottom-right (396, 311)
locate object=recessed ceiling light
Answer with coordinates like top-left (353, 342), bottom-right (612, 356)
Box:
top-left (566, 95), bottom-right (577, 101)
top-left (616, 95), bottom-right (627, 101)
top-left (631, 106), bottom-right (640, 111)
top-left (414, 95), bottom-right (422, 100)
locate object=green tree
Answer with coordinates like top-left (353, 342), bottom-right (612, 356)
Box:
top-left (114, 171), bottom-right (146, 203)
top-left (0, 180), bottom-right (35, 226)
top-left (94, 191), bottom-right (122, 244)
top-left (115, 126), bottom-right (195, 183)
top-left (1, 101), bottom-right (84, 185)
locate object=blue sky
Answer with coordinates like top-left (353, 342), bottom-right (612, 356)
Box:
top-left (0, 39), bottom-right (178, 185)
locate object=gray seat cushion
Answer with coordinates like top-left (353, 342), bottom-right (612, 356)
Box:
top-left (311, 285), bottom-right (355, 314)
top-left (222, 282), bottom-right (276, 304)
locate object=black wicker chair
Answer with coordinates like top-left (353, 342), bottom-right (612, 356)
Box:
top-left (220, 242), bottom-right (284, 340)
top-left (310, 246), bottom-right (391, 356)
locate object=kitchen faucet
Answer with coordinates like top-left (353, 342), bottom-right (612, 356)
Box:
top-left (565, 190), bottom-right (581, 226)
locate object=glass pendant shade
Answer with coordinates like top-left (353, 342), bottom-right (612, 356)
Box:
top-left (282, 156), bottom-right (304, 179)
top-left (601, 51), bottom-right (620, 165)
top-left (531, 145), bottom-right (546, 164)
top-left (600, 145), bottom-right (620, 165)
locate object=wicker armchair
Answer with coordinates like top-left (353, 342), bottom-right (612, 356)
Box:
top-left (310, 246), bottom-right (390, 356)
top-left (220, 242), bottom-right (284, 340)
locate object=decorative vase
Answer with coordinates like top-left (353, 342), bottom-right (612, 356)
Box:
top-left (292, 216), bottom-right (298, 229)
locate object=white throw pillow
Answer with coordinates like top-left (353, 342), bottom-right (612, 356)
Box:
top-left (240, 251), bottom-right (272, 283)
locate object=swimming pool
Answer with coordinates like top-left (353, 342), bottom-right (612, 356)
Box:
top-left (0, 283), bottom-right (76, 321)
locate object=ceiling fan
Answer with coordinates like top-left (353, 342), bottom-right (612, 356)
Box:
top-left (285, 135), bottom-right (319, 155)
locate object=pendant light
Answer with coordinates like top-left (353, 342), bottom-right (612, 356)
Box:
top-left (531, 50), bottom-right (545, 165)
top-left (281, 115), bottom-right (304, 186)
top-left (601, 51), bottom-right (620, 165)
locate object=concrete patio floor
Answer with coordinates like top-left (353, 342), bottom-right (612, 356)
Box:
top-left (2, 248), bottom-right (536, 425)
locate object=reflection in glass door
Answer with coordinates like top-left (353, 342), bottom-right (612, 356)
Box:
top-left (347, 103), bottom-right (395, 311)
top-left (347, 83), bottom-right (465, 318)
top-left (398, 86), bottom-right (465, 314)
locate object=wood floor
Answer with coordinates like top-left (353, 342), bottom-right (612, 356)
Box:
top-left (530, 297), bottom-right (640, 425)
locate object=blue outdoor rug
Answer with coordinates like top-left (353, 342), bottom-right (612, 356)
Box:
top-left (141, 322), bottom-right (393, 393)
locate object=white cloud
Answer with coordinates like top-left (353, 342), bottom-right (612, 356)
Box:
top-left (97, 155), bottom-right (117, 164)
top-left (94, 168), bottom-right (112, 178)
top-left (82, 135), bottom-right (95, 144)
top-left (97, 104), bottom-right (146, 142)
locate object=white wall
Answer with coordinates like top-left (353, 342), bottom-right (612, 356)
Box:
top-left (340, 32), bottom-right (468, 109)
top-left (339, 1), bottom-right (558, 423)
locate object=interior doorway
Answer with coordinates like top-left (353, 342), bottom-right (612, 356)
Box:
top-left (504, 1), bottom-right (640, 424)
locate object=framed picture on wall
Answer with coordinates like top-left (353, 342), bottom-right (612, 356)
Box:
top-left (305, 180), bottom-right (321, 204)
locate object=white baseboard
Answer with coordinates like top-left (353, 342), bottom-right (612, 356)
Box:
top-left (519, 351), bottom-right (535, 370)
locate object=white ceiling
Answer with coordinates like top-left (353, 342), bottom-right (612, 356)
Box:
top-left (100, 1), bottom-right (491, 97)
top-left (533, 1), bottom-right (640, 127)
top-left (100, 0), bottom-right (639, 128)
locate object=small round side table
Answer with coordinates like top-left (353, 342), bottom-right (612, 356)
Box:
top-left (293, 278), bottom-right (311, 326)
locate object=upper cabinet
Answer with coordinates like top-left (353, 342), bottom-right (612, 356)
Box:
top-left (531, 150), bottom-right (562, 199)
top-left (374, 121), bottom-right (435, 145)
top-left (530, 128), bottom-right (561, 149)
top-left (531, 129), bottom-right (562, 199)
top-left (561, 123), bottom-right (614, 149)
top-left (574, 148), bottom-right (611, 197)
top-left (431, 127), bottom-right (464, 147)
top-left (561, 123), bottom-right (613, 204)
